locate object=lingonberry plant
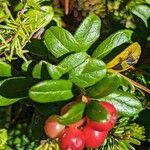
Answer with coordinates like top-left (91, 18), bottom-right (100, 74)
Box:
top-left (0, 9), bottom-right (148, 149)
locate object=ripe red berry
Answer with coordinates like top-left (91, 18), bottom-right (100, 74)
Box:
top-left (59, 127), bottom-right (85, 150)
top-left (83, 125), bottom-right (108, 148)
top-left (44, 115), bottom-right (65, 139)
top-left (87, 101), bottom-right (118, 131)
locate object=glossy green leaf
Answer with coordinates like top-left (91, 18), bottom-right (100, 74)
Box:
top-left (32, 61), bottom-right (51, 79)
top-left (46, 63), bottom-right (62, 80)
top-left (44, 27), bottom-right (80, 58)
top-left (0, 77), bottom-right (37, 106)
top-left (0, 77), bottom-right (37, 98)
top-left (32, 61), bottom-right (43, 79)
top-left (86, 101), bottom-right (109, 122)
top-left (92, 30), bottom-right (133, 59)
top-left (86, 74), bottom-right (121, 98)
top-left (0, 62), bottom-right (11, 77)
top-left (69, 58), bottom-right (106, 88)
top-left (0, 95), bottom-right (21, 106)
top-left (29, 80), bottom-right (73, 103)
top-left (132, 5), bottom-right (150, 27)
top-left (0, 80), bottom-right (21, 106)
top-left (74, 13), bottom-right (101, 50)
top-left (101, 90), bottom-right (143, 116)
top-left (58, 52), bottom-right (89, 74)
top-left (25, 39), bottom-right (49, 56)
top-left (59, 102), bottom-right (86, 125)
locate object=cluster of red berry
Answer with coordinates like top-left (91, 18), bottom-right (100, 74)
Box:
top-left (44, 100), bottom-right (118, 150)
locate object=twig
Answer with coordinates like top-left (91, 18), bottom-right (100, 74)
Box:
top-left (65, 0), bottom-right (69, 15)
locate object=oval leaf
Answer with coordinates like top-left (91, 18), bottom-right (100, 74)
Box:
top-left (74, 13), bottom-right (101, 50)
top-left (101, 90), bottom-right (143, 116)
top-left (47, 63), bottom-right (63, 80)
top-left (32, 61), bottom-right (43, 79)
top-left (0, 96), bottom-right (21, 106)
top-left (59, 102), bottom-right (86, 125)
top-left (32, 61), bottom-right (51, 79)
top-left (92, 29), bottom-right (133, 59)
top-left (107, 42), bottom-right (141, 72)
top-left (86, 101), bottom-right (109, 122)
top-left (132, 5), bottom-right (150, 27)
top-left (29, 80), bottom-right (73, 103)
top-left (0, 77), bottom-right (37, 99)
top-left (25, 39), bottom-right (49, 56)
top-left (86, 74), bottom-right (121, 98)
top-left (58, 52), bottom-right (89, 74)
top-left (69, 58), bottom-right (106, 88)
top-left (0, 80), bottom-right (21, 106)
top-left (0, 62), bottom-right (11, 77)
top-left (44, 26), bottom-right (80, 58)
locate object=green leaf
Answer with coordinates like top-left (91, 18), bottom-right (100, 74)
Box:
top-left (74, 13), bottom-right (101, 50)
top-left (59, 102), bottom-right (86, 125)
top-left (0, 77), bottom-right (37, 106)
top-left (32, 61), bottom-right (43, 79)
top-left (0, 80), bottom-right (20, 106)
top-left (119, 75), bottom-right (135, 93)
top-left (132, 5), bottom-right (150, 27)
top-left (58, 52), bottom-right (89, 74)
top-left (21, 60), bottom-right (33, 72)
top-left (0, 96), bottom-right (21, 106)
top-left (0, 62), bottom-right (11, 77)
top-left (44, 26), bottom-right (80, 58)
top-left (0, 77), bottom-right (37, 98)
top-left (92, 30), bottom-right (133, 59)
top-left (46, 63), bottom-right (62, 80)
top-left (86, 101), bottom-right (109, 122)
top-left (25, 39), bottom-right (49, 56)
top-left (29, 80), bottom-right (73, 103)
top-left (69, 58), bottom-right (106, 88)
top-left (101, 90), bottom-right (143, 116)
top-left (86, 74), bottom-right (121, 98)
top-left (32, 61), bottom-right (51, 79)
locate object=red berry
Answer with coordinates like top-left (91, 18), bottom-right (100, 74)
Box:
top-left (87, 101), bottom-right (118, 131)
top-left (44, 115), bottom-right (65, 139)
top-left (59, 127), bottom-right (85, 150)
top-left (83, 125), bottom-right (108, 148)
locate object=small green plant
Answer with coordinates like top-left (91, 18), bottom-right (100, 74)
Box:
top-left (0, 13), bottom-right (147, 149)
